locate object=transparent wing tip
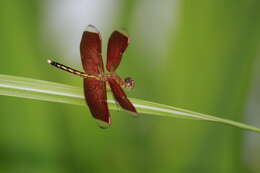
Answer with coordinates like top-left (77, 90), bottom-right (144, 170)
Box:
top-left (114, 29), bottom-right (131, 44)
top-left (116, 29), bottom-right (129, 37)
top-left (95, 118), bottom-right (111, 129)
top-left (86, 24), bottom-right (99, 33)
top-left (131, 111), bottom-right (139, 117)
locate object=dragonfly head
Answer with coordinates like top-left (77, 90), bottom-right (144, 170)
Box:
top-left (124, 77), bottom-right (135, 89)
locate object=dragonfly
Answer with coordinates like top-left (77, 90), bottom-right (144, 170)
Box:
top-left (48, 25), bottom-right (137, 128)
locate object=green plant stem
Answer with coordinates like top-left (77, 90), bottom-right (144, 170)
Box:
top-left (0, 74), bottom-right (259, 133)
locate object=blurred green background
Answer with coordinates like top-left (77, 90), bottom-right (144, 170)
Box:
top-left (0, 0), bottom-right (260, 172)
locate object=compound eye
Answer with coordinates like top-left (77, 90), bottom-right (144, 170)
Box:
top-left (124, 77), bottom-right (135, 89)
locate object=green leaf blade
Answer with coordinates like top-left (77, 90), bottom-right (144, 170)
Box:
top-left (0, 74), bottom-right (259, 133)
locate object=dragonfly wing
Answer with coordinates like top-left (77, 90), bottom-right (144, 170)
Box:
top-left (80, 24), bottom-right (104, 74)
top-left (84, 78), bottom-right (111, 127)
top-left (108, 78), bottom-right (137, 115)
top-left (81, 25), bottom-right (110, 127)
top-left (106, 30), bottom-right (129, 72)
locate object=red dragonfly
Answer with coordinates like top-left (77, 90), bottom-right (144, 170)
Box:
top-left (48, 25), bottom-right (137, 128)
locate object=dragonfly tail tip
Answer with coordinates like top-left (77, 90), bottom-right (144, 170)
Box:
top-left (47, 59), bottom-right (52, 64)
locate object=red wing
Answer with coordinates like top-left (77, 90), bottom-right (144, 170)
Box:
top-left (80, 25), bottom-right (104, 74)
top-left (108, 78), bottom-right (137, 114)
top-left (106, 30), bottom-right (129, 72)
top-left (83, 78), bottom-right (111, 127)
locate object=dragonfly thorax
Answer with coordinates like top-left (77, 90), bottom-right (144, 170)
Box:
top-left (104, 73), bottom-right (135, 90)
